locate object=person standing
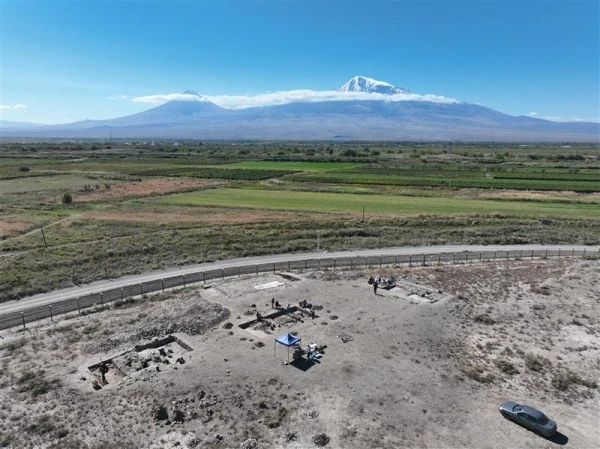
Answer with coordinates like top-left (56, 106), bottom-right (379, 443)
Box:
top-left (373, 281), bottom-right (378, 295)
top-left (271, 297), bottom-right (275, 308)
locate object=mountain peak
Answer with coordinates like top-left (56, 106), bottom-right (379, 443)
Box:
top-left (334, 76), bottom-right (410, 95)
top-left (182, 90), bottom-right (201, 96)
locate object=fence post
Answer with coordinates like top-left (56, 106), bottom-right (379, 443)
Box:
top-left (238, 266), bottom-right (241, 277)
top-left (203, 271), bottom-right (206, 283)
top-left (494, 251), bottom-right (497, 261)
top-left (256, 265), bottom-right (259, 274)
top-left (49, 305), bottom-right (53, 322)
top-left (76, 297), bottom-right (81, 314)
top-left (583, 248), bottom-right (586, 257)
top-left (350, 257), bottom-right (353, 269)
top-left (139, 284), bottom-right (143, 296)
top-left (572, 248), bottom-right (575, 257)
top-left (161, 279), bottom-right (164, 292)
top-left (121, 288), bottom-right (124, 300)
top-left (530, 250), bottom-right (534, 259)
top-left (333, 258), bottom-right (336, 270)
top-left (438, 253), bottom-right (441, 263)
top-left (101, 292), bottom-right (104, 306)
top-left (422, 254), bottom-right (425, 265)
top-left (221, 269), bottom-right (225, 279)
top-left (394, 255), bottom-right (397, 264)
top-left (318, 259), bottom-right (321, 269)
top-left (305, 260), bottom-right (307, 270)
top-left (273, 263), bottom-right (276, 273)
top-left (409, 255), bottom-right (412, 266)
top-left (365, 257), bottom-right (368, 268)
top-left (453, 253), bottom-right (456, 263)
top-left (288, 261), bottom-right (290, 271)
top-left (183, 275), bottom-right (186, 287)
top-left (545, 248), bottom-right (548, 258)
top-left (379, 256), bottom-right (382, 268)
top-left (20, 312), bottom-right (25, 330)
top-left (558, 248), bottom-right (561, 258)
top-left (520, 250), bottom-right (523, 258)
top-left (479, 252), bottom-right (482, 262)
top-left (466, 252), bottom-right (469, 263)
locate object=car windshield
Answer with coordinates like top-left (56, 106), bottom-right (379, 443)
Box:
top-left (539, 414), bottom-right (549, 425)
top-left (513, 405), bottom-right (523, 412)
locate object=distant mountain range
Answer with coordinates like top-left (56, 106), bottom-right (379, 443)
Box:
top-left (2, 76), bottom-right (598, 141)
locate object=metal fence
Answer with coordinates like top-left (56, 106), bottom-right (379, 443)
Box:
top-left (0, 247), bottom-right (595, 331)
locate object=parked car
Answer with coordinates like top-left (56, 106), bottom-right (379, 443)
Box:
top-left (499, 401), bottom-right (557, 436)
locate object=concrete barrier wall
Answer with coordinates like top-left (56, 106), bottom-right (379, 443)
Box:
top-left (0, 248), bottom-right (594, 331)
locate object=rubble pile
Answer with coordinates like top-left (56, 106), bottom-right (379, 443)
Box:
top-left (312, 433), bottom-right (330, 446)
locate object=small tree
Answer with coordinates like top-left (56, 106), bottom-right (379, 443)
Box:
top-left (62, 192), bottom-right (73, 204)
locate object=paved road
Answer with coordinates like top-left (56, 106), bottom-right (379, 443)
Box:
top-left (1, 244), bottom-right (597, 316)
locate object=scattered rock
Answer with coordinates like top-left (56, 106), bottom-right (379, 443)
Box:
top-left (329, 315), bottom-right (338, 320)
top-left (283, 432), bottom-right (297, 443)
top-left (223, 322), bottom-right (234, 329)
top-left (307, 409), bottom-right (319, 419)
top-left (312, 433), bottom-right (330, 446)
top-left (241, 438), bottom-right (259, 449)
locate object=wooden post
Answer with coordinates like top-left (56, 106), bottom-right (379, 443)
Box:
top-left (333, 258), bottom-right (336, 270)
top-left (409, 255), bottom-right (412, 266)
top-left (453, 253), bottom-right (456, 263)
top-left (238, 266), bottom-right (241, 277)
top-left (520, 250), bottom-right (523, 258)
top-left (479, 252), bottom-right (482, 262)
top-left (572, 248), bottom-right (575, 257)
top-left (161, 279), bottom-right (164, 292)
top-left (379, 256), bottom-right (382, 268)
top-left (288, 261), bottom-right (290, 271)
top-left (41, 227), bottom-right (48, 249)
top-left (203, 271), bottom-right (206, 283)
top-left (545, 248), bottom-right (548, 258)
top-left (76, 297), bottom-right (81, 314)
top-left (20, 312), bottom-right (25, 330)
top-left (558, 248), bottom-right (561, 258)
top-left (583, 248), bottom-right (586, 257)
top-left (422, 254), bottom-right (425, 265)
top-left (438, 253), bottom-right (441, 263)
top-left (273, 263), bottom-right (276, 273)
top-left (49, 305), bottom-right (53, 322)
top-left (221, 269), bottom-right (225, 279)
top-left (139, 284), bottom-right (143, 296)
top-left (305, 260), bottom-right (307, 270)
top-left (101, 292), bottom-right (104, 306)
top-left (350, 257), bottom-right (353, 269)
top-left (183, 274), bottom-right (187, 287)
top-left (120, 288), bottom-right (124, 300)
top-left (256, 265), bottom-right (259, 274)
top-left (494, 251), bottom-right (497, 261)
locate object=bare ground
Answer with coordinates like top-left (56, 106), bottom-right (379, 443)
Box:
top-left (0, 258), bottom-right (598, 449)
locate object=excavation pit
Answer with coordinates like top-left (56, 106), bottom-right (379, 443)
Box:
top-left (238, 306), bottom-right (316, 338)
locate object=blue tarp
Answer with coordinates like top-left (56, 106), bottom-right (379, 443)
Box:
top-left (275, 333), bottom-right (301, 347)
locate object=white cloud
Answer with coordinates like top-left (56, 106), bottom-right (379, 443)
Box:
top-left (131, 90), bottom-right (459, 109)
top-left (132, 93), bottom-right (205, 104)
top-left (0, 104), bottom-right (27, 110)
top-left (107, 95), bottom-right (129, 100)
top-left (541, 116), bottom-right (598, 123)
top-left (526, 111), bottom-right (537, 117)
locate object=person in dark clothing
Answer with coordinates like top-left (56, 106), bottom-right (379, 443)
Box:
top-left (271, 297), bottom-right (275, 308)
top-left (275, 300), bottom-right (280, 309)
top-left (99, 361), bottom-right (109, 384)
top-left (373, 281), bottom-right (378, 294)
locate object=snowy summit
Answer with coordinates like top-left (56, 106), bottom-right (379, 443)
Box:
top-left (334, 76), bottom-right (410, 95)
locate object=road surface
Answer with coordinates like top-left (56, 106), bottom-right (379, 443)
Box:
top-left (1, 244), bottom-right (597, 317)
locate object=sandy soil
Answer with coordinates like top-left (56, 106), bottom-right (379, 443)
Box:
top-left (0, 258), bottom-right (598, 449)
top-left (76, 178), bottom-right (220, 202)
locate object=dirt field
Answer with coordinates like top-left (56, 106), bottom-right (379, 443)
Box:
top-left (0, 258), bottom-right (598, 449)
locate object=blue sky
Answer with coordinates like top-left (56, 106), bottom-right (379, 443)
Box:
top-left (1, 0), bottom-right (598, 124)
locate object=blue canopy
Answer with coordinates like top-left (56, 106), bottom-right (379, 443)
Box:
top-left (275, 333), bottom-right (301, 347)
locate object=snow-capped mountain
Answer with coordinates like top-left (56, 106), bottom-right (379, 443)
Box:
top-left (334, 76), bottom-right (410, 95)
top-left (3, 79), bottom-right (598, 141)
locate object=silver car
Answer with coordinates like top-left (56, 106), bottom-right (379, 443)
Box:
top-left (499, 401), bottom-right (557, 437)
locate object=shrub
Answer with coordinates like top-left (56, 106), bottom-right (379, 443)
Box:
top-left (525, 355), bottom-right (548, 372)
top-left (62, 192), bottom-right (73, 204)
top-left (496, 360), bottom-right (519, 375)
top-left (19, 166), bottom-right (30, 172)
top-left (474, 314), bottom-right (496, 325)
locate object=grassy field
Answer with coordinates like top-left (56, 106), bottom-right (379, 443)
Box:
top-left (160, 188), bottom-right (600, 218)
top-left (0, 140), bottom-right (598, 301)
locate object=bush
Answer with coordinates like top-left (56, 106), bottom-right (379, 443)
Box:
top-left (474, 314), bottom-right (496, 325)
top-left (525, 355), bottom-right (548, 372)
top-left (62, 192), bottom-right (73, 204)
top-left (496, 360), bottom-right (519, 375)
top-left (19, 166), bottom-right (30, 172)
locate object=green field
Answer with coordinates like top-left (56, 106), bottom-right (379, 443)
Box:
top-left (1, 141), bottom-right (599, 302)
top-left (160, 188), bottom-right (600, 218)
top-left (223, 161), bottom-right (361, 170)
